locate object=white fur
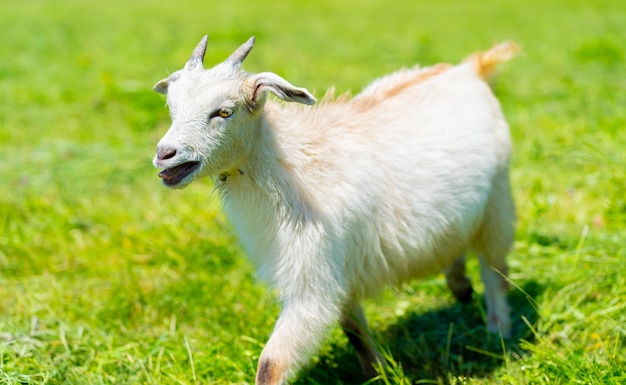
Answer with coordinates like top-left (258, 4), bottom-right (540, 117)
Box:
top-left (153, 37), bottom-right (517, 384)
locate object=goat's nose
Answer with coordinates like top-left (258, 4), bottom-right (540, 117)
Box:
top-left (157, 147), bottom-right (177, 160)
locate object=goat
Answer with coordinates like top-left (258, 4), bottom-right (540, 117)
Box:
top-left (152, 35), bottom-right (517, 385)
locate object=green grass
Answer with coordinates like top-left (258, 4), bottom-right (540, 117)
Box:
top-left (1, 0), bottom-right (625, 383)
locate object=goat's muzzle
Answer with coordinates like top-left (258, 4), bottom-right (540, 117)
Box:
top-left (158, 161), bottom-right (201, 187)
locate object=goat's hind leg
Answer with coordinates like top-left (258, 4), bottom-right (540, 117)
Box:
top-left (475, 170), bottom-right (515, 338)
top-left (341, 301), bottom-right (384, 379)
top-left (445, 255), bottom-right (474, 304)
top-left (478, 253), bottom-right (511, 337)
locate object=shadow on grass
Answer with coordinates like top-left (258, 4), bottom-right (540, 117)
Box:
top-left (299, 280), bottom-right (543, 384)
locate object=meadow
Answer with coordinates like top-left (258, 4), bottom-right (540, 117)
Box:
top-left (0, 0), bottom-right (624, 383)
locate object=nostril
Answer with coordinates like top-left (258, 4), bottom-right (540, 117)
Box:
top-left (157, 147), bottom-right (177, 160)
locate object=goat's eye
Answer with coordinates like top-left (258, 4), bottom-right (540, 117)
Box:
top-left (218, 108), bottom-right (232, 119)
top-left (209, 108), bottom-right (233, 120)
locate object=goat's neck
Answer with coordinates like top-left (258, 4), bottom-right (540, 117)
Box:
top-left (217, 106), bottom-right (308, 212)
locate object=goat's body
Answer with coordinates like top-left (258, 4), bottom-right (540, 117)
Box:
top-left (153, 38), bottom-right (516, 384)
top-left (219, 61), bottom-right (512, 299)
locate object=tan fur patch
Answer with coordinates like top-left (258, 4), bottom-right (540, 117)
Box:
top-left (351, 63), bottom-right (452, 111)
top-left (256, 359), bottom-right (282, 385)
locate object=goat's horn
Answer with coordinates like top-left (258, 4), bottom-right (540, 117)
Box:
top-left (185, 35), bottom-right (208, 70)
top-left (225, 36), bottom-right (255, 66)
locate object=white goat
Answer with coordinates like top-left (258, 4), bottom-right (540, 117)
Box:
top-left (153, 35), bottom-right (517, 384)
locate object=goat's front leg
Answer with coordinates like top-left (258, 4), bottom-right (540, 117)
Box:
top-left (341, 301), bottom-right (384, 379)
top-left (256, 296), bottom-right (341, 385)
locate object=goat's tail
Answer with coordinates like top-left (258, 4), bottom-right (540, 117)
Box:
top-left (467, 41), bottom-right (519, 80)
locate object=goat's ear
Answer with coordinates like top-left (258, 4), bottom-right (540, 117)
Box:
top-left (250, 72), bottom-right (316, 105)
top-left (153, 78), bottom-right (170, 94)
top-left (153, 72), bottom-right (180, 95)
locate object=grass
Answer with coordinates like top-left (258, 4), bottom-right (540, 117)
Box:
top-left (1, 0), bottom-right (625, 383)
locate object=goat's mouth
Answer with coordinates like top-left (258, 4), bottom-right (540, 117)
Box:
top-left (158, 161), bottom-right (201, 187)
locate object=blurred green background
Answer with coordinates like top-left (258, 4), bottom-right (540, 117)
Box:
top-left (1, 0), bottom-right (624, 384)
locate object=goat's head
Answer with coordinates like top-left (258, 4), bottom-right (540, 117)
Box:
top-left (153, 35), bottom-right (316, 188)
